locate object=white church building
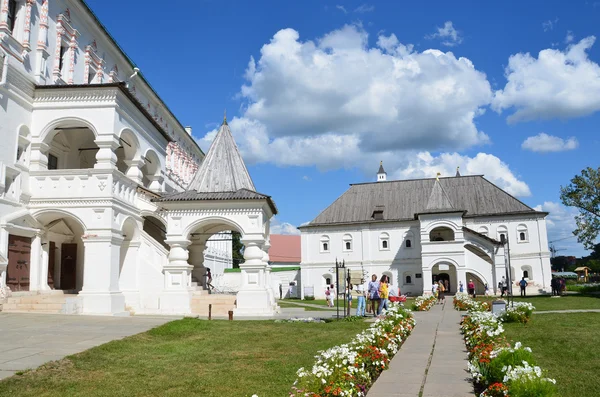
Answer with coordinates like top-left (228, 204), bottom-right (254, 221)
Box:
top-left (299, 164), bottom-right (553, 298)
top-left (0, 0), bottom-right (277, 316)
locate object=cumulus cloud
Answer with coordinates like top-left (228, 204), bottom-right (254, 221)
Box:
top-left (521, 133), bottom-right (578, 152)
top-left (492, 36), bottom-right (600, 123)
top-left (394, 152), bottom-right (531, 197)
top-left (239, 25), bottom-right (491, 153)
top-left (426, 21), bottom-right (463, 47)
top-left (270, 217), bottom-right (300, 235)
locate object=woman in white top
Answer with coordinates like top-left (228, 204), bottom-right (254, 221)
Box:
top-left (355, 281), bottom-right (366, 316)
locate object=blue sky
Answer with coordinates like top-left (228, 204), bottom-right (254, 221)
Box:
top-left (87, 0), bottom-right (600, 257)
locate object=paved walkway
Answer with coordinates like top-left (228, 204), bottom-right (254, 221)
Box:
top-left (368, 302), bottom-right (473, 397)
top-left (0, 313), bottom-right (175, 380)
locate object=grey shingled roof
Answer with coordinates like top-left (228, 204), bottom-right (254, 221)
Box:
top-left (303, 175), bottom-right (543, 227)
top-left (425, 178), bottom-right (458, 212)
top-left (187, 120), bottom-right (255, 193)
top-left (157, 188), bottom-right (278, 214)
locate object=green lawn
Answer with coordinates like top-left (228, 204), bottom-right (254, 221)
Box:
top-left (0, 319), bottom-right (369, 397)
top-left (277, 301), bottom-right (333, 311)
top-left (504, 313), bottom-right (600, 397)
top-left (475, 294), bottom-right (600, 311)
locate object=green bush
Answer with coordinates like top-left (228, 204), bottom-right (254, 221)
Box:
top-left (484, 348), bottom-right (536, 384)
top-left (508, 378), bottom-right (557, 397)
top-left (303, 296), bottom-right (315, 301)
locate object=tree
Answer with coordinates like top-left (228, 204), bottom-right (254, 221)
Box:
top-left (231, 231), bottom-right (244, 269)
top-left (560, 167), bottom-right (600, 250)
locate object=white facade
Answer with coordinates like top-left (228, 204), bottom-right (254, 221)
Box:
top-left (0, 0), bottom-right (275, 316)
top-left (300, 174), bottom-right (552, 299)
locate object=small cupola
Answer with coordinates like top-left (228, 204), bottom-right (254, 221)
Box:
top-left (377, 161), bottom-right (387, 182)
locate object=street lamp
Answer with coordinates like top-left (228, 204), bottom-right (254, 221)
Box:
top-left (500, 234), bottom-right (513, 307)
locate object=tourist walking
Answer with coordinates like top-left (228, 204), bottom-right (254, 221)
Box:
top-left (356, 279), bottom-right (366, 316)
top-left (484, 283), bottom-right (490, 296)
top-left (368, 274), bottom-right (380, 317)
top-left (519, 277), bottom-right (528, 297)
top-left (325, 286), bottom-right (334, 307)
top-left (499, 276), bottom-right (508, 297)
top-left (551, 277), bottom-right (559, 296)
top-left (467, 279), bottom-right (476, 298)
top-left (347, 285), bottom-right (353, 316)
top-left (432, 281), bottom-right (439, 300)
top-left (205, 268), bottom-right (214, 292)
top-left (459, 281), bottom-right (464, 293)
top-left (377, 275), bottom-right (389, 315)
top-left (437, 280), bottom-right (445, 304)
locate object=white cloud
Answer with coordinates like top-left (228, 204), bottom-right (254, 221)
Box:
top-left (302, 175), bottom-right (311, 181)
top-left (521, 133), bottom-right (578, 152)
top-left (394, 152), bottom-right (531, 197)
top-left (542, 18), bottom-right (558, 32)
top-left (426, 21), bottom-right (463, 47)
top-left (533, 201), bottom-right (587, 256)
top-left (238, 25), bottom-right (491, 153)
top-left (492, 36), bottom-right (600, 123)
top-left (335, 5), bottom-right (347, 14)
top-left (354, 4), bottom-right (374, 13)
top-left (565, 30), bottom-right (575, 44)
top-left (270, 217), bottom-right (300, 235)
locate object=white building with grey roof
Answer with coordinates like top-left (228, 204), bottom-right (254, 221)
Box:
top-left (299, 165), bottom-right (552, 298)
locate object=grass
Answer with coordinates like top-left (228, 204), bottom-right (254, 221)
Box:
top-left (0, 318), bottom-right (369, 397)
top-left (474, 294), bottom-right (600, 311)
top-left (504, 313), bottom-right (600, 397)
top-left (277, 301), bottom-right (333, 311)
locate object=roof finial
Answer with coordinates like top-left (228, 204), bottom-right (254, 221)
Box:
top-left (436, 172), bottom-right (441, 181)
top-left (223, 109), bottom-right (228, 126)
top-left (455, 166), bottom-right (461, 177)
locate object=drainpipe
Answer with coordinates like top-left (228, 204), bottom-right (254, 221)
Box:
top-left (126, 67), bottom-right (140, 88)
top-left (0, 48), bottom-right (9, 88)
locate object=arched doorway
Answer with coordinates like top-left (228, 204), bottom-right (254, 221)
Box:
top-left (34, 211), bottom-right (87, 292)
top-left (429, 226), bottom-right (455, 242)
top-left (432, 262), bottom-right (457, 294)
top-left (43, 124), bottom-right (98, 170)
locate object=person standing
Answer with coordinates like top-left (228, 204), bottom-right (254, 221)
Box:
top-left (437, 280), bottom-right (445, 304)
top-left (467, 279), bottom-right (476, 298)
top-left (346, 285), bottom-right (353, 316)
top-left (432, 281), bottom-right (439, 300)
top-left (325, 286), bottom-right (332, 307)
top-left (279, 284), bottom-right (283, 300)
top-left (500, 276), bottom-right (508, 297)
top-left (377, 275), bottom-right (389, 315)
top-left (356, 280), bottom-right (366, 316)
top-left (459, 281), bottom-right (464, 293)
top-left (519, 277), bottom-right (528, 297)
top-left (368, 274), bottom-right (380, 317)
top-left (551, 277), bottom-right (558, 296)
top-left (484, 283), bottom-right (490, 296)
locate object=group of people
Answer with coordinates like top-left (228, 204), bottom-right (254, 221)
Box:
top-left (326, 274), bottom-right (392, 317)
top-left (432, 279), bottom-right (449, 304)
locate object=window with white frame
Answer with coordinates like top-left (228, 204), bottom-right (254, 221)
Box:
top-left (404, 231), bottom-right (414, 248)
top-left (343, 234), bottom-right (353, 251)
top-left (7, 0), bottom-right (18, 34)
top-left (517, 224), bottom-right (528, 243)
top-left (379, 232), bottom-right (390, 250)
top-left (84, 41), bottom-right (104, 84)
top-left (477, 226), bottom-right (489, 237)
top-left (497, 225), bottom-right (508, 244)
top-left (53, 12), bottom-right (79, 83)
top-left (320, 235), bottom-right (330, 253)
top-left (403, 272), bottom-right (413, 285)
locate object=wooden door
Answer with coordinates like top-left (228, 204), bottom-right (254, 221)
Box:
top-left (7, 235), bottom-right (31, 291)
top-left (48, 241), bottom-right (56, 289)
top-left (60, 243), bottom-right (77, 290)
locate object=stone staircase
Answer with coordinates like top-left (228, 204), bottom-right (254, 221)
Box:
top-left (2, 291), bottom-right (81, 314)
top-left (190, 291), bottom-right (236, 317)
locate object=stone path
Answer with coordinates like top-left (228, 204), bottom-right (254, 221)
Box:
top-left (0, 313), bottom-right (175, 380)
top-left (368, 301), bottom-right (473, 397)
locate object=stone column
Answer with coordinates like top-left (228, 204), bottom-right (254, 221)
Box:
top-left (159, 240), bottom-right (193, 313)
top-left (422, 268), bottom-right (433, 296)
top-left (119, 240), bottom-right (140, 310)
top-left (39, 234), bottom-right (51, 291)
top-left (147, 174), bottom-right (163, 192)
top-left (29, 142), bottom-right (49, 171)
top-left (124, 159), bottom-right (144, 184)
top-left (94, 135), bottom-right (120, 170)
top-left (29, 232), bottom-right (48, 291)
top-left (79, 233), bottom-right (127, 315)
top-left (262, 242), bottom-right (277, 309)
top-left (188, 240), bottom-right (206, 290)
top-left (235, 237), bottom-right (274, 316)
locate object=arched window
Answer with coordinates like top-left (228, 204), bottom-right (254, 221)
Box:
top-left (404, 231), bottom-right (414, 248)
top-left (383, 271), bottom-right (393, 286)
top-left (406, 239), bottom-right (412, 248)
top-left (320, 235), bottom-right (330, 253)
top-left (403, 271), bottom-right (413, 285)
top-left (477, 226), bottom-right (489, 237)
top-left (497, 225), bottom-right (508, 243)
top-left (523, 270), bottom-right (529, 279)
top-left (522, 265), bottom-right (533, 280)
top-left (343, 234), bottom-right (353, 252)
top-left (405, 275), bottom-right (412, 284)
top-left (429, 226), bottom-right (455, 242)
top-left (517, 224), bottom-right (528, 243)
top-left (379, 232), bottom-right (390, 251)
top-left (326, 277), bottom-right (331, 285)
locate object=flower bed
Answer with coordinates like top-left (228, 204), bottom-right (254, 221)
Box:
top-left (290, 304), bottom-right (415, 396)
top-left (411, 295), bottom-right (436, 311)
top-left (460, 300), bottom-right (556, 396)
top-left (453, 292), bottom-right (490, 312)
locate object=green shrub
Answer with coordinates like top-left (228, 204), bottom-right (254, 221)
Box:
top-left (303, 296), bottom-right (315, 301)
top-left (484, 348), bottom-right (536, 384)
top-left (508, 378), bottom-right (557, 397)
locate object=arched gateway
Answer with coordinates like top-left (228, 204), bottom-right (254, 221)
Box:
top-left (156, 117), bottom-right (278, 316)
